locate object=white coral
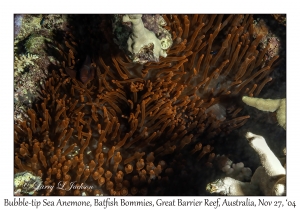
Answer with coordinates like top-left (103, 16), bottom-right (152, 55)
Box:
top-left (206, 132), bottom-right (286, 196)
top-left (242, 96), bottom-right (286, 129)
top-left (14, 53), bottom-right (38, 76)
top-left (123, 15), bottom-right (168, 62)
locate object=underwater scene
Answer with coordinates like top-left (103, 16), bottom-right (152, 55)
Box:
top-left (13, 14), bottom-right (286, 196)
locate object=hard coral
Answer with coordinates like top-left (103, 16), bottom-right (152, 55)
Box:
top-left (242, 96), bottom-right (286, 129)
top-left (14, 53), bottom-right (38, 76)
top-left (206, 132), bottom-right (286, 196)
top-left (113, 14), bottom-right (173, 64)
top-left (14, 15), bottom-right (279, 195)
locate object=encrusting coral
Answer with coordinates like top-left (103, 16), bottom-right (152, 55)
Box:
top-left (14, 15), bottom-right (280, 195)
top-left (206, 132), bottom-right (286, 196)
top-left (113, 14), bottom-right (173, 64)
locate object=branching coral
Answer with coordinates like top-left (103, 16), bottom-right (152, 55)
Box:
top-left (206, 132), bottom-right (286, 196)
top-left (242, 96), bottom-right (286, 129)
top-left (14, 14), bottom-right (280, 195)
top-left (14, 53), bottom-right (38, 76)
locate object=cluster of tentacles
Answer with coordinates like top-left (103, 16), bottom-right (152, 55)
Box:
top-left (14, 14), bottom-right (278, 195)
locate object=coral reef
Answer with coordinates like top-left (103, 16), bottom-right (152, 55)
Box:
top-left (14, 14), bottom-right (67, 41)
top-left (206, 132), bottom-right (286, 196)
top-left (14, 14), bottom-right (284, 195)
top-left (14, 14), bottom-right (68, 121)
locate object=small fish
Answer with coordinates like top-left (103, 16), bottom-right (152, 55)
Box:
top-left (79, 55), bottom-right (95, 84)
